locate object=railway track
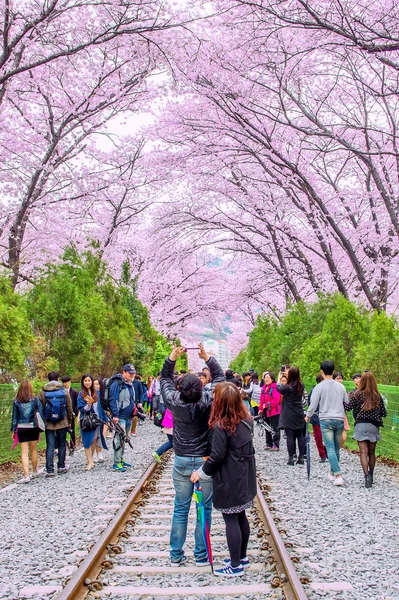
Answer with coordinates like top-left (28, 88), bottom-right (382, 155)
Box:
top-left (58, 453), bottom-right (308, 600)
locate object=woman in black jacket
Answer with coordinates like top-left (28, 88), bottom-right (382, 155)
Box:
top-left (277, 367), bottom-right (306, 466)
top-left (191, 382), bottom-right (256, 578)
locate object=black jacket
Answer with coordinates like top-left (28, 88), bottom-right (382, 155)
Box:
top-left (202, 420), bottom-right (256, 509)
top-left (69, 387), bottom-right (79, 417)
top-left (277, 383), bottom-right (305, 429)
top-left (160, 356), bottom-right (225, 457)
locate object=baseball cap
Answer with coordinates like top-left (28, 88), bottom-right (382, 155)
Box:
top-left (123, 364), bottom-right (136, 374)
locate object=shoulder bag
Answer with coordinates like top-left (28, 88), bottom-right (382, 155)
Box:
top-left (33, 398), bottom-right (45, 431)
top-left (81, 410), bottom-right (101, 431)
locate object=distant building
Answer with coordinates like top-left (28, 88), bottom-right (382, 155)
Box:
top-left (203, 339), bottom-right (231, 370)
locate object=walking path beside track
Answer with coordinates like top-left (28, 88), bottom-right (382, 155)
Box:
top-left (253, 426), bottom-right (399, 600)
top-left (0, 421), bottom-right (398, 599)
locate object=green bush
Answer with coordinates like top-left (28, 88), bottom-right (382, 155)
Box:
top-left (230, 293), bottom-right (399, 385)
top-left (0, 276), bottom-right (32, 381)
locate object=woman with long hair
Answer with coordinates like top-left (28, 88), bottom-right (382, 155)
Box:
top-left (191, 382), bottom-right (256, 577)
top-left (344, 371), bottom-right (386, 487)
top-left (259, 371), bottom-right (281, 450)
top-left (277, 367), bottom-right (306, 465)
top-left (78, 374), bottom-right (107, 470)
top-left (93, 377), bottom-right (109, 462)
top-left (11, 380), bottom-right (44, 483)
top-left (241, 372), bottom-right (253, 412)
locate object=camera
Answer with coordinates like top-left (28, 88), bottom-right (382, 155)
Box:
top-left (136, 409), bottom-right (147, 421)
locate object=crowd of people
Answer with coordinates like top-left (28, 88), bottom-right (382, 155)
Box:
top-left (10, 346), bottom-right (387, 577)
top-left (225, 362), bottom-right (386, 488)
top-left (10, 364), bottom-right (150, 480)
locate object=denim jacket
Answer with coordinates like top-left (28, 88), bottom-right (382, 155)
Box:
top-left (11, 397), bottom-right (43, 432)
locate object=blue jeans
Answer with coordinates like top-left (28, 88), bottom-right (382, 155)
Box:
top-left (170, 456), bottom-right (213, 562)
top-left (320, 419), bottom-right (344, 475)
top-left (156, 434), bottom-right (173, 456)
top-left (113, 419), bottom-right (132, 465)
top-left (45, 428), bottom-right (67, 473)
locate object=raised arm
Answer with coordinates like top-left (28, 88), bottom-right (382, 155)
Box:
top-left (160, 346), bottom-right (186, 409)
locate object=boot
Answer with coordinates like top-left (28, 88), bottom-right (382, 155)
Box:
top-left (369, 471), bottom-right (374, 485)
top-left (365, 474), bottom-right (372, 488)
top-left (296, 455), bottom-right (305, 465)
top-left (287, 456), bottom-right (295, 466)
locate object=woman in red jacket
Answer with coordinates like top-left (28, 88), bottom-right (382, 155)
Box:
top-left (259, 371), bottom-right (281, 450)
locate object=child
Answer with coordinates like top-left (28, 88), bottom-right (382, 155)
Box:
top-left (191, 382), bottom-right (256, 577)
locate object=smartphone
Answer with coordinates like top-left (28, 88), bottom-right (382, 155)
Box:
top-left (185, 347), bottom-right (199, 350)
top-left (280, 365), bottom-right (285, 372)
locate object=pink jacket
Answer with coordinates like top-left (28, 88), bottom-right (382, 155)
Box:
top-left (161, 408), bottom-right (174, 429)
top-left (260, 382), bottom-right (281, 417)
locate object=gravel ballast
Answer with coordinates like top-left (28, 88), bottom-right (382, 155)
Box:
top-left (254, 425), bottom-right (399, 600)
top-left (0, 419), bottom-right (398, 599)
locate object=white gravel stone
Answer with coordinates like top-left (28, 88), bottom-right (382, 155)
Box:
top-left (0, 421), bottom-right (164, 598)
top-left (2, 418), bottom-right (398, 600)
top-left (254, 425), bottom-right (399, 600)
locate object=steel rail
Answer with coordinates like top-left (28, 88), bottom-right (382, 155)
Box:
top-left (58, 461), bottom-right (308, 600)
top-left (256, 483), bottom-right (308, 600)
top-left (57, 459), bottom-right (159, 600)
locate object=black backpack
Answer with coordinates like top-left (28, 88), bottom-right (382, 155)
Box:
top-left (101, 374), bottom-right (124, 413)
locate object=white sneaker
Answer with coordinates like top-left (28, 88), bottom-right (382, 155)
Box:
top-left (16, 476), bottom-right (30, 484)
top-left (31, 467), bottom-right (45, 479)
top-left (328, 473), bottom-right (335, 482)
top-left (333, 475), bottom-right (344, 486)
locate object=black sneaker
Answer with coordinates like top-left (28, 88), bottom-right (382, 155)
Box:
top-left (195, 559), bottom-right (210, 567)
top-left (45, 472), bottom-right (55, 478)
top-left (287, 456), bottom-right (295, 466)
top-left (171, 556), bottom-right (188, 566)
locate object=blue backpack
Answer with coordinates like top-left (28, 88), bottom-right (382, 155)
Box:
top-left (44, 389), bottom-right (67, 422)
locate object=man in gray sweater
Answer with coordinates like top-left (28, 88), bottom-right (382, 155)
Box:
top-left (306, 361), bottom-right (347, 486)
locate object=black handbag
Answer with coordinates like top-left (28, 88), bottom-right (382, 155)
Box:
top-left (153, 409), bottom-right (165, 428)
top-left (81, 410), bottom-right (101, 431)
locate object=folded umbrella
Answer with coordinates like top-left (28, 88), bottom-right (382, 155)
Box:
top-left (305, 422), bottom-right (311, 480)
top-left (193, 482), bottom-right (213, 574)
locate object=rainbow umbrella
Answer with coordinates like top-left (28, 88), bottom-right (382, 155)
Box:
top-left (193, 482), bottom-right (213, 574)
